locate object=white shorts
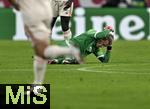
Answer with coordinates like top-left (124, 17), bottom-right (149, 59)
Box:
top-left (52, 0), bottom-right (73, 17)
top-left (18, 0), bottom-right (53, 41)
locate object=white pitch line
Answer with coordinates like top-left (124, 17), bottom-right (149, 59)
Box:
top-left (77, 66), bottom-right (150, 75)
top-left (0, 63), bottom-right (150, 74)
top-left (0, 68), bottom-right (75, 72)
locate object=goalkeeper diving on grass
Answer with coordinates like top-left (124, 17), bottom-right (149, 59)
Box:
top-left (48, 26), bottom-right (114, 64)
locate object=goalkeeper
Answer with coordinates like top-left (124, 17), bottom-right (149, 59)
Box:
top-left (48, 26), bottom-right (114, 64)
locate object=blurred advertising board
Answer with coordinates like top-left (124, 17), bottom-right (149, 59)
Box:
top-left (0, 8), bottom-right (150, 40)
top-left (0, 8), bottom-right (15, 39)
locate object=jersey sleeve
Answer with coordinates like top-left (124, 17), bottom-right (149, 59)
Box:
top-left (86, 29), bottom-right (97, 36)
top-left (93, 48), bottom-right (101, 57)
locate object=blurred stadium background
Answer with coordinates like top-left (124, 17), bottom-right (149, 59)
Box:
top-left (1, 0), bottom-right (150, 40)
top-left (0, 0), bottom-right (150, 109)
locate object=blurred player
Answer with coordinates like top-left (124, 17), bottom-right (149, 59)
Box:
top-left (9, 0), bottom-right (82, 86)
top-left (50, 0), bottom-right (74, 40)
top-left (48, 26), bottom-right (114, 64)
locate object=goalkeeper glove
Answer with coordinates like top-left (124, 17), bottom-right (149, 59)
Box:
top-left (107, 46), bottom-right (112, 51)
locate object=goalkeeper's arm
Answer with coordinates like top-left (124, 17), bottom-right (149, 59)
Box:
top-left (97, 46), bottom-right (112, 63)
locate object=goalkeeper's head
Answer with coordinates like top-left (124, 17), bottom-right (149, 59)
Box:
top-left (96, 31), bottom-right (114, 48)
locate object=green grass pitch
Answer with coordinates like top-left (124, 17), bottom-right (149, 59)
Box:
top-left (0, 40), bottom-right (150, 109)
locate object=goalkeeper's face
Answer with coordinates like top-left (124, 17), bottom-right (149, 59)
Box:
top-left (96, 39), bottom-right (110, 48)
top-left (96, 34), bottom-right (114, 48)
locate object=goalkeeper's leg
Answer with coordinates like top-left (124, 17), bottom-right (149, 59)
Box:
top-left (48, 57), bottom-right (65, 64)
top-left (62, 57), bottom-right (79, 64)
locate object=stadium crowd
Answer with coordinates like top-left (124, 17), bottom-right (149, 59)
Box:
top-left (0, 0), bottom-right (150, 8)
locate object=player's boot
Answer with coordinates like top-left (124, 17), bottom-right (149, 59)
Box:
top-left (47, 59), bottom-right (59, 64)
top-left (62, 60), bottom-right (71, 64)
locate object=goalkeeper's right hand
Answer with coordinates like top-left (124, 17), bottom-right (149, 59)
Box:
top-left (107, 46), bottom-right (112, 51)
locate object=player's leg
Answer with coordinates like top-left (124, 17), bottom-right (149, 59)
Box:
top-left (61, 16), bottom-right (72, 40)
top-left (26, 30), bottom-right (81, 63)
top-left (25, 24), bottom-right (82, 85)
top-left (44, 45), bottom-right (81, 60)
top-left (59, 0), bottom-right (74, 40)
top-left (33, 56), bottom-right (47, 84)
top-left (50, 17), bottom-right (57, 39)
top-left (50, 17), bottom-right (57, 30)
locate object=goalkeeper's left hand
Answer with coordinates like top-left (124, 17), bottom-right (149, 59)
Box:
top-left (64, 0), bottom-right (73, 10)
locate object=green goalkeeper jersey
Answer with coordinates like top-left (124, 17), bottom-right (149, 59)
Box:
top-left (69, 29), bottom-right (111, 62)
